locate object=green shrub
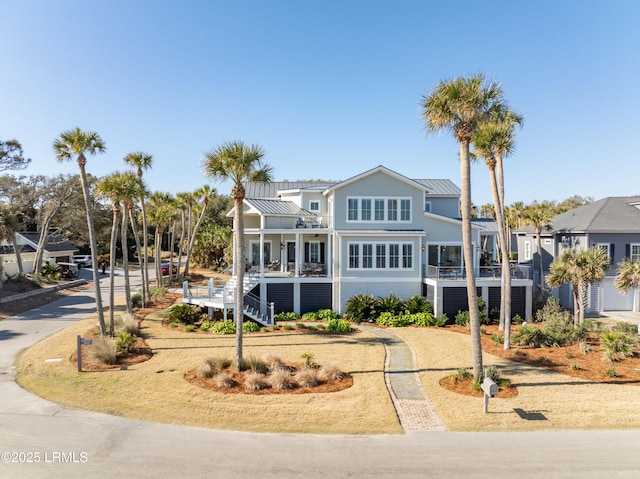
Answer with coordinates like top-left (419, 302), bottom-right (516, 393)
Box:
top-left (480, 326), bottom-right (487, 335)
top-left (600, 331), bottom-right (636, 364)
top-left (295, 322), bottom-right (307, 329)
top-left (149, 285), bottom-right (167, 300)
top-left (611, 321), bottom-right (639, 336)
top-left (326, 318), bottom-right (352, 333)
top-left (404, 295), bottom-right (432, 314)
top-left (512, 324), bottom-right (547, 347)
top-left (301, 352), bottom-right (315, 368)
top-left (167, 304), bottom-right (202, 325)
top-left (408, 311), bottom-right (438, 327)
top-left (115, 332), bottom-right (137, 353)
top-left (490, 333), bottom-right (504, 345)
top-left (129, 293), bottom-right (142, 309)
top-left (455, 368), bottom-right (472, 380)
top-left (375, 294), bottom-right (404, 316)
top-left (207, 320), bottom-right (236, 334)
top-left (571, 363), bottom-right (581, 371)
top-left (301, 311), bottom-right (318, 321)
top-left (606, 367), bottom-right (617, 378)
top-left (243, 321), bottom-right (260, 333)
top-left (169, 322), bottom-right (179, 328)
top-left (535, 296), bottom-right (563, 322)
top-left (344, 294), bottom-right (377, 323)
top-left (484, 365), bottom-right (501, 383)
top-left (274, 311), bottom-right (300, 321)
top-left (512, 314), bottom-right (524, 324)
top-left (283, 324), bottom-right (294, 331)
top-left (317, 309), bottom-right (339, 320)
top-left (455, 310), bottom-right (469, 327)
top-left (376, 312), bottom-right (410, 327)
top-left (260, 327), bottom-right (269, 333)
top-left (184, 324), bottom-right (196, 332)
top-left (544, 310), bottom-right (584, 346)
top-left (200, 322), bottom-right (211, 331)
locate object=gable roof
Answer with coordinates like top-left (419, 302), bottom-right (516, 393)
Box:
top-left (552, 197), bottom-right (640, 233)
top-left (18, 232), bottom-right (77, 252)
top-left (322, 165), bottom-right (429, 195)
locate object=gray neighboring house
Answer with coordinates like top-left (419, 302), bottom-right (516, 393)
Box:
top-left (515, 196), bottom-right (640, 312)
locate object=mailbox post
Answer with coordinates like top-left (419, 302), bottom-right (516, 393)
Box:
top-left (481, 377), bottom-right (498, 413)
top-left (77, 335), bottom-right (93, 372)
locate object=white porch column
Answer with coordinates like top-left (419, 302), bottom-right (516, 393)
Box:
top-left (259, 232), bottom-right (265, 278)
top-left (294, 232), bottom-right (300, 277)
top-left (327, 232), bottom-right (332, 278)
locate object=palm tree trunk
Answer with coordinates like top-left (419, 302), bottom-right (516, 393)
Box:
top-left (185, 200), bottom-right (208, 275)
top-left (155, 228), bottom-right (162, 287)
top-left (108, 205), bottom-right (120, 336)
top-left (536, 228), bottom-right (543, 293)
top-left (140, 196), bottom-right (150, 303)
top-left (78, 163), bottom-right (106, 335)
top-left (121, 206), bottom-right (132, 313)
top-left (176, 210), bottom-right (186, 277)
top-left (11, 235), bottom-right (24, 277)
top-left (129, 206), bottom-right (144, 308)
top-left (234, 198), bottom-right (245, 370)
top-left (460, 140), bottom-right (483, 381)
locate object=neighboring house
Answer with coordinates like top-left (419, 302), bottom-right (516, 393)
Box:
top-left (198, 165), bottom-right (532, 322)
top-left (0, 231), bottom-right (77, 279)
top-left (514, 196), bottom-right (640, 312)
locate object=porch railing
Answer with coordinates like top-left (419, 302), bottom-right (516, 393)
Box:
top-left (425, 264), bottom-right (532, 280)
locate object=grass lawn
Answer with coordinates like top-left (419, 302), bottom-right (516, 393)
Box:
top-left (15, 307), bottom-right (402, 435)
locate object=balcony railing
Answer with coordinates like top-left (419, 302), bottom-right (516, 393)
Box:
top-left (425, 264), bottom-right (532, 280)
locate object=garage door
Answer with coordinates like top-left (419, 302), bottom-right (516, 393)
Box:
top-left (601, 278), bottom-right (634, 311)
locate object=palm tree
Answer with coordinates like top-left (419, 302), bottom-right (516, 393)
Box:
top-left (547, 247), bottom-right (609, 324)
top-left (421, 74), bottom-right (507, 381)
top-left (183, 185), bottom-right (213, 276)
top-left (523, 201), bottom-right (556, 293)
top-left (147, 192), bottom-right (175, 287)
top-left (0, 205), bottom-right (19, 286)
top-left (202, 140), bottom-right (272, 370)
top-left (53, 128), bottom-right (107, 335)
top-left (124, 152), bottom-right (153, 306)
top-left (614, 258), bottom-right (640, 295)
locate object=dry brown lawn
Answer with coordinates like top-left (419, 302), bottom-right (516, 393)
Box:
top-left (14, 288), bottom-right (640, 434)
top-left (393, 327), bottom-right (640, 431)
top-left (15, 305), bottom-right (401, 435)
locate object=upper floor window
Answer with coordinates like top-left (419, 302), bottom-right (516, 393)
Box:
top-left (596, 243), bottom-right (612, 262)
top-left (347, 241), bottom-right (413, 270)
top-left (631, 244), bottom-right (640, 262)
top-left (309, 201), bottom-right (320, 212)
top-left (524, 240), bottom-right (532, 261)
top-left (346, 196), bottom-right (411, 223)
top-left (424, 200), bottom-right (432, 213)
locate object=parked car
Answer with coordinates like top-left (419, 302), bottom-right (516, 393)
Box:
top-left (161, 262), bottom-right (178, 275)
top-left (72, 254), bottom-right (92, 268)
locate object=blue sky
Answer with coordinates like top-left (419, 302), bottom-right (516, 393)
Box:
top-left (2, 0), bottom-right (639, 207)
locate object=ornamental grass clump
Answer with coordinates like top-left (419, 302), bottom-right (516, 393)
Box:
top-left (318, 363), bottom-right (344, 381)
top-left (216, 372), bottom-right (236, 388)
top-left (244, 371), bottom-right (269, 390)
top-left (117, 312), bottom-right (140, 336)
top-left (90, 336), bottom-right (117, 365)
top-left (295, 367), bottom-right (319, 387)
top-left (263, 352), bottom-right (285, 371)
top-left (268, 368), bottom-right (292, 390)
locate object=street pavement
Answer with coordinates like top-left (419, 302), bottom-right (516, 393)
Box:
top-left (1, 269), bottom-right (640, 478)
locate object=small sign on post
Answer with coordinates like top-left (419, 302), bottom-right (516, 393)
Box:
top-left (77, 335), bottom-right (93, 372)
top-left (481, 377), bottom-right (498, 413)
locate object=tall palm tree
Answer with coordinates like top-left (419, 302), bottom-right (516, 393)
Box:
top-left (421, 74), bottom-right (507, 381)
top-left (523, 201), bottom-right (556, 293)
top-left (147, 192), bottom-right (175, 287)
top-left (472, 112), bottom-right (522, 349)
top-left (53, 128), bottom-right (107, 335)
top-left (183, 185), bottom-right (213, 276)
top-left (124, 152), bottom-right (153, 305)
top-left (202, 140), bottom-right (272, 370)
top-left (0, 205), bottom-right (20, 286)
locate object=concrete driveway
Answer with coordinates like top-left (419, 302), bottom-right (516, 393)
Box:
top-left (1, 269), bottom-right (639, 478)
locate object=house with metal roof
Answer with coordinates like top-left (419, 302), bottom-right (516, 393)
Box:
top-left (514, 196), bottom-right (640, 312)
top-left (185, 165), bottom-right (532, 323)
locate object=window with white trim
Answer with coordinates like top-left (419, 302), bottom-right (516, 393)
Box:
top-left (524, 240), bottom-right (532, 261)
top-left (309, 201), bottom-right (320, 212)
top-left (309, 242), bottom-right (320, 263)
top-left (424, 200), bottom-right (432, 213)
top-left (596, 243), bottom-right (611, 261)
top-left (631, 244), bottom-right (640, 262)
top-left (346, 196), bottom-right (411, 223)
top-left (347, 241), bottom-right (414, 270)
